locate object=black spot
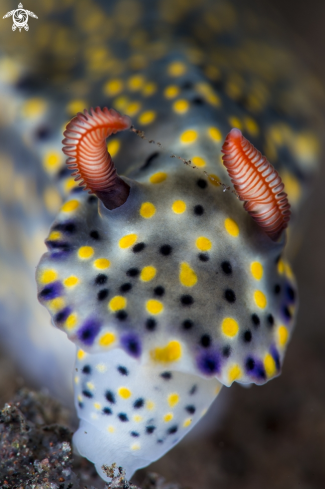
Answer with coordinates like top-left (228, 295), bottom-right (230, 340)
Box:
top-left (102, 407), bottom-right (112, 415)
top-left (157, 439), bottom-right (164, 444)
top-left (221, 261), bottom-right (232, 275)
top-left (88, 195), bottom-right (97, 204)
top-left (287, 285), bottom-right (296, 302)
top-left (200, 334), bottom-right (211, 348)
top-left (117, 365), bottom-right (129, 376)
top-left (243, 331), bottom-right (252, 342)
top-left (182, 81), bottom-right (193, 89)
top-left (133, 242), bottom-right (146, 253)
top-left (160, 372), bottom-right (172, 380)
top-left (283, 306), bottom-right (292, 320)
top-left (116, 310), bottom-right (128, 321)
top-left (199, 253), bottom-right (209, 262)
top-left (267, 314), bottom-right (274, 327)
top-left (246, 358), bottom-right (255, 371)
top-left (72, 186), bottom-right (84, 194)
top-left (185, 405), bottom-right (196, 414)
top-left (189, 385), bottom-right (197, 395)
top-left (146, 425), bottom-right (156, 434)
top-left (222, 345), bottom-right (231, 357)
top-left (105, 391), bottom-right (115, 404)
top-left (57, 167), bottom-right (71, 180)
top-left (194, 204), bottom-right (204, 215)
top-left (78, 401), bottom-right (84, 408)
top-left (251, 313), bottom-right (260, 327)
top-left (90, 230), bottom-right (100, 240)
top-left (36, 126), bottom-right (51, 140)
top-left (118, 413), bottom-right (129, 422)
top-left (197, 179), bottom-right (207, 189)
top-left (131, 431), bottom-right (139, 437)
top-left (224, 289), bottom-right (236, 303)
top-left (154, 286), bottom-right (165, 296)
top-left (97, 289), bottom-right (109, 301)
top-left (274, 284), bottom-right (281, 294)
top-left (167, 425), bottom-right (178, 435)
top-left (146, 318), bottom-right (156, 331)
top-left (55, 307), bottom-right (71, 323)
top-left (181, 294), bottom-right (194, 306)
top-left (275, 255), bottom-right (281, 264)
top-left (95, 274), bottom-right (107, 285)
top-left (120, 283), bottom-right (132, 292)
top-left (133, 398), bottom-right (144, 409)
top-left (127, 268), bottom-right (139, 277)
top-left (140, 151), bottom-right (159, 170)
top-left (192, 97), bottom-right (204, 105)
top-left (160, 244), bottom-right (172, 256)
top-left (82, 390), bottom-right (93, 398)
top-left (182, 319), bottom-right (194, 330)
top-left (82, 365), bottom-right (91, 374)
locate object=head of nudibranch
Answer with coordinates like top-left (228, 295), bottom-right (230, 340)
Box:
top-left (36, 108), bottom-right (297, 481)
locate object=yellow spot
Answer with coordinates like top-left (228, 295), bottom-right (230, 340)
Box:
top-left (96, 363), bottom-right (107, 373)
top-left (280, 170), bottom-right (301, 205)
top-left (61, 200), bottom-right (80, 213)
top-left (228, 117), bottom-right (242, 130)
top-left (103, 79), bottom-right (124, 96)
top-left (43, 152), bottom-right (62, 173)
top-left (94, 402), bottom-right (101, 410)
top-left (114, 95), bottom-right (129, 111)
top-left (172, 200), bottom-right (186, 214)
top-left (163, 413), bottom-right (173, 422)
top-left (149, 172), bottom-right (167, 184)
top-left (66, 99), bottom-right (87, 116)
top-left (78, 395), bottom-right (82, 403)
top-left (146, 299), bottom-right (163, 315)
top-left (183, 418), bottom-right (192, 428)
top-left (180, 129), bottom-right (197, 144)
top-left (146, 400), bottom-right (155, 410)
top-left (244, 117), bottom-right (259, 137)
top-left (221, 318), bottom-right (239, 338)
top-left (108, 425), bottom-right (115, 433)
top-left (250, 262), bottom-right (263, 280)
top-left (277, 259), bottom-right (285, 275)
top-left (254, 290), bottom-right (267, 309)
top-left (128, 74), bottom-right (145, 91)
top-left (131, 443), bottom-right (140, 451)
top-left (192, 156), bottom-right (206, 167)
top-left (74, 376), bottom-right (79, 384)
top-left (140, 266), bottom-right (156, 282)
top-left (48, 231), bottom-right (61, 241)
top-left (208, 127), bottom-right (222, 142)
top-left (277, 325), bottom-right (289, 347)
top-left (168, 393), bottom-right (179, 407)
top-left (78, 246), bottom-right (94, 260)
top-left (151, 341), bottom-right (182, 363)
top-left (66, 313), bottom-right (78, 330)
top-left (264, 354), bottom-right (276, 377)
top-left (49, 298), bottom-right (65, 311)
top-left (164, 85), bottom-right (180, 99)
top-left (179, 262), bottom-right (197, 287)
top-left (142, 82), bottom-right (157, 96)
top-left (133, 415), bottom-right (143, 423)
top-left (208, 174), bottom-right (221, 186)
top-left (196, 237), bottom-right (212, 252)
top-left (173, 99), bottom-right (189, 114)
top-left (64, 178), bottom-right (78, 193)
top-left (40, 269), bottom-right (57, 284)
top-left (140, 202), bottom-right (156, 218)
top-left (94, 258), bottom-right (110, 270)
top-left (64, 276), bottom-right (79, 287)
top-left (125, 101), bottom-right (142, 116)
top-left (86, 382), bottom-right (94, 392)
top-left (77, 349), bottom-right (86, 360)
top-left (99, 332), bottom-right (116, 347)
top-left (224, 218), bottom-right (239, 237)
top-left (21, 98), bottom-right (47, 118)
top-left (168, 61), bottom-right (187, 77)
top-left (107, 139), bottom-right (121, 158)
top-left (43, 187), bottom-right (62, 214)
top-left (118, 387), bottom-right (132, 399)
top-left (228, 364), bottom-right (242, 383)
top-left (284, 262), bottom-right (294, 280)
top-left (109, 296), bottom-right (127, 312)
top-left (138, 110), bottom-right (156, 125)
top-left (119, 233), bottom-right (137, 248)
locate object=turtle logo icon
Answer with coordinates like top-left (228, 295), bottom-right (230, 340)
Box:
top-left (3, 2), bottom-right (38, 32)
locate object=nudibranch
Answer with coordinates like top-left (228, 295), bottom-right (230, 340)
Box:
top-left (36, 107), bottom-right (297, 481)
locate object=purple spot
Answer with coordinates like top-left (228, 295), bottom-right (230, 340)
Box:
top-left (50, 250), bottom-right (73, 260)
top-left (55, 307), bottom-right (71, 323)
top-left (46, 240), bottom-right (72, 252)
top-left (245, 356), bottom-right (266, 380)
top-left (270, 345), bottom-right (281, 371)
top-left (286, 284), bottom-right (296, 303)
top-left (39, 281), bottom-right (63, 300)
top-left (196, 349), bottom-right (220, 376)
top-left (281, 305), bottom-right (292, 323)
top-left (77, 318), bottom-right (101, 346)
top-left (121, 333), bottom-right (142, 358)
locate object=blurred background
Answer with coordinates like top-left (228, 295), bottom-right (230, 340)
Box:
top-left (1, 0), bottom-right (325, 488)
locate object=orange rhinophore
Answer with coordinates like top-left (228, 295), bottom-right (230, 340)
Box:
top-left (222, 128), bottom-right (291, 241)
top-left (62, 107), bottom-right (131, 209)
